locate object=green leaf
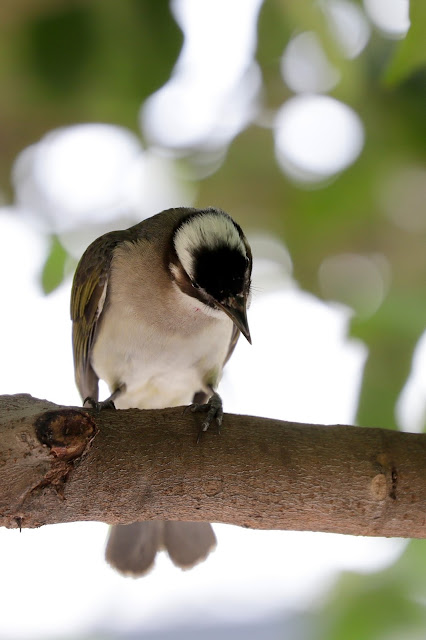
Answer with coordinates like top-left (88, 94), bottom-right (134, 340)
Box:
top-left (41, 235), bottom-right (68, 294)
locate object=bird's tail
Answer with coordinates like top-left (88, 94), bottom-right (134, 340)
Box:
top-left (105, 521), bottom-right (217, 576)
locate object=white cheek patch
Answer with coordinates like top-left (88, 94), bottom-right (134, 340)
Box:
top-left (174, 212), bottom-right (246, 280)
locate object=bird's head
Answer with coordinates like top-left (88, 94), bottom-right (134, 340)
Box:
top-left (170, 208), bottom-right (252, 343)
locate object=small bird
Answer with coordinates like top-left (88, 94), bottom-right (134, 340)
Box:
top-left (71, 206), bottom-right (252, 575)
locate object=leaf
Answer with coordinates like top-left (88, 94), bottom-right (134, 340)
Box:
top-left (41, 235), bottom-right (68, 295)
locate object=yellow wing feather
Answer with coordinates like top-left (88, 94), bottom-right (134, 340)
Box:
top-left (71, 230), bottom-right (125, 400)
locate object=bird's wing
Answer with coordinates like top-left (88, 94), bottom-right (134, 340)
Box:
top-left (70, 210), bottom-right (192, 402)
top-left (70, 231), bottom-right (124, 401)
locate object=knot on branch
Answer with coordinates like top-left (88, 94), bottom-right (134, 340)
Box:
top-left (32, 409), bottom-right (98, 499)
top-left (35, 409), bottom-right (97, 461)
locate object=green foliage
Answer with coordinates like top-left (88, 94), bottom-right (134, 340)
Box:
top-left (318, 566), bottom-right (426, 640)
top-left (252, 0), bottom-right (426, 432)
top-left (20, 0), bottom-right (183, 107)
top-left (0, 0), bottom-right (183, 193)
top-left (384, 1), bottom-right (426, 85)
top-left (23, 5), bottom-right (96, 95)
top-left (314, 540), bottom-right (426, 640)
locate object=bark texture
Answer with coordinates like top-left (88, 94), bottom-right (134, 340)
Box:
top-left (1, 393), bottom-right (425, 537)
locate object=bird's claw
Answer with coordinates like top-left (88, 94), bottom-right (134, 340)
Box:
top-left (83, 385), bottom-right (124, 411)
top-left (83, 397), bottom-right (116, 411)
top-left (185, 391), bottom-right (223, 442)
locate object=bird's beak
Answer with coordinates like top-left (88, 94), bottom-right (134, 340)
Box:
top-left (217, 297), bottom-right (251, 344)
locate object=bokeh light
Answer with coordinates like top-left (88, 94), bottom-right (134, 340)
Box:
top-left (380, 166), bottom-right (426, 232)
top-left (363, 0), bottom-right (410, 38)
top-left (12, 123), bottom-right (194, 258)
top-left (13, 124), bottom-right (142, 232)
top-left (397, 331), bottom-right (426, 432)
top-left (140, 0), bottom-right (262, 152)
top-left (274, 95), bottom-right (365, 183)
top-left (322, 0), bottom-right (371, 59)
top-left (318, 252), bottom-right (391, 317)
top-left (281, 31), bottom-right (340, 94)
top-left (248, 233), bottom-right (293, 293)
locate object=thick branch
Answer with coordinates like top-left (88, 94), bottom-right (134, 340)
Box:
top-left (1, 394), bottom-right (425, 537)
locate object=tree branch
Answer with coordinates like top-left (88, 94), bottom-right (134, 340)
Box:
top-left (1, 394), bottom-right (425, 537)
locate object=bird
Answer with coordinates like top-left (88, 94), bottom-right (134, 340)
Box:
top-left (71, 206), bottom-right (252, 576)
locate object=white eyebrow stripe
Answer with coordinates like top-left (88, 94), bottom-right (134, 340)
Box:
top-left (173, 212), bottom-right (246, 280)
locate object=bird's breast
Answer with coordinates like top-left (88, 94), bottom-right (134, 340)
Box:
top-left (91, 295), bottom-right (233, 410)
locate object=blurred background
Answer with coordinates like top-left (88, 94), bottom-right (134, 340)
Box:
top-left (0, 0), bottom-right (425, 638)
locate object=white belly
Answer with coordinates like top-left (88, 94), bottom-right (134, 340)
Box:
top-left (92, 303), bottom-right (233, 410)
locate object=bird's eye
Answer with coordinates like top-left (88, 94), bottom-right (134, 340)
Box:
top-left (192, 280), bottom-right (200, 289)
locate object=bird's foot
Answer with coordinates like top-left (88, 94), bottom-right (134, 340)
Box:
top-left (83, 384), bottom-right (125, 411)
top-left (83, 397), bottom-right (117, 411)
top-left (187, 391), bottom-right (223, 443)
